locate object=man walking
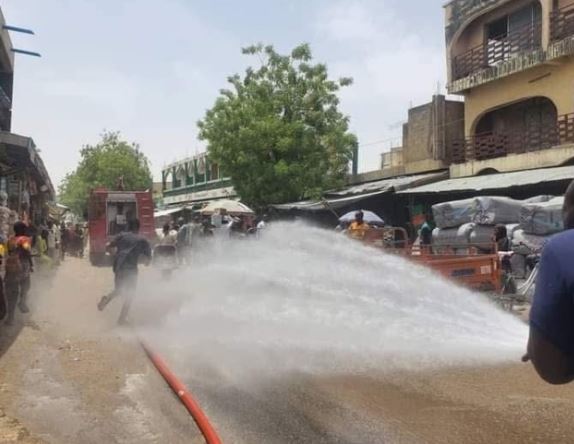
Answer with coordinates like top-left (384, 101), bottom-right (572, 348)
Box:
top-left (97, 219), bottom-right (151, 325)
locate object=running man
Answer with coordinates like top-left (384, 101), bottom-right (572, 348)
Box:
top-left (97, 219), bottom-right (151, 324)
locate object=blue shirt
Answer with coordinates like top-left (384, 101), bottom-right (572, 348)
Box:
top-left (531, 230), bottom-right (574, 356)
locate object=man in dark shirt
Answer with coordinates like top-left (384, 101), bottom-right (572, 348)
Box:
top-left (97, 219), bottom-right (151, 324)
top-left (524, 181), bottom-right (574, 384)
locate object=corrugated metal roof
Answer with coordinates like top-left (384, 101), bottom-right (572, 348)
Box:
top-left (398, 165), bottom-right (574, 195)
top-left (325, 171), bottom-right (447, 197)
top-left (272, 171), bottom-right (447, 211)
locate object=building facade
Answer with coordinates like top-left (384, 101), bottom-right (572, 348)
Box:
top-left (161, 152), bottom-right (235, 208)
top-left (445, 0), bottom-right (574, 177)
top-left (0, 9), bottom-right (54, 224)
top-left (375, 95), bottom-right (465, 178)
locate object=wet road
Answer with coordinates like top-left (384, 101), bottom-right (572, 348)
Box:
top-left (0, 258), bottom-right (203, 444)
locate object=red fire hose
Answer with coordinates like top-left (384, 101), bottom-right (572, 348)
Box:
top-left (141, 341), bottom-right (222, 444)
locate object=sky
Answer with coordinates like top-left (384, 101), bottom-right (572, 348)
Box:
top-left (2, 0), bottom-right (448, 187)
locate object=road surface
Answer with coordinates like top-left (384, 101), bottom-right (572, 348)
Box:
top-left (3, 257), bottom-right (574, 443)
top-left (0, 257), bottom-right (203, 444)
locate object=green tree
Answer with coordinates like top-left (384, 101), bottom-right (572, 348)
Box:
top-left (59, 131), bottom-right (153, 216)
top-left (198, 43), bottom-right (358, 208)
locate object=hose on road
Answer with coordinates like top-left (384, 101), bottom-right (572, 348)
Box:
top-left (141, 341), bottom-right (222, 444)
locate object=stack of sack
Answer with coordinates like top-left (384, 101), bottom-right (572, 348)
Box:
top-left (431, 195), bottom-right (562, 270)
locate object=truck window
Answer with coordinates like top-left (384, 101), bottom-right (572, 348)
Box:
top-left (107, 201), bottom-right (138, 236)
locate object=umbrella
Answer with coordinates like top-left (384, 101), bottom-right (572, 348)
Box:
top-left (339, 210), bottom-right (385, 226)
top-left (200, 199), bottom-right (255, 216)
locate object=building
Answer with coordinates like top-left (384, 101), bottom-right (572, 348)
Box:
top-left (0, 9), bottom-right (54, 224)
top-left (445, 0), bottom-right (574, 177)
top-left (161, 152), bottom-right (235, 209)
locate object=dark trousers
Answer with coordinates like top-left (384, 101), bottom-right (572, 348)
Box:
top-left (111, 268), bottom-right (137, 324)
top-left (5, 276), bottom-right (31, 323)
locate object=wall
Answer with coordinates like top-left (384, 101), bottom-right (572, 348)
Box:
top-left (450, 143), bottom-right (574, 176)
top-left (401, 95), bottom-right (464, 173)
top-left (464, 59), bottom-right (574, 135)
top-left (381, 147), bottom-right (404, 169)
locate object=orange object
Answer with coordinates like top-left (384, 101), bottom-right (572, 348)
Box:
top-left (141, 341), bottom-right (223, 444)
top-left (357, 227), bottom-right (502, 293)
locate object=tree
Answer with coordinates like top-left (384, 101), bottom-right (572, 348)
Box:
top-left (59, 131), bottom-right (153, 216)
top-left (198, 43), bottom-right (358, 208)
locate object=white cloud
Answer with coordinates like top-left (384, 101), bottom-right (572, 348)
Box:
top-left (315, 0), bottom-right (447, 172)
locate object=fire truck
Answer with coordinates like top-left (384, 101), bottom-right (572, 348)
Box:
top-left (87, 188), bottom-right (155, 266)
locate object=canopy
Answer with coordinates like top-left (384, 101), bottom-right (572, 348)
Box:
top-left (154, 206), bottom-right (185, 219)
top-left (272, 171), bottom-right (447, 212)
top-left (339, 210), bottom-right (385, 226)
top-left (398, 165), bottom-right (574, 195)
top-left (200, 199), bottom-right (254, 216)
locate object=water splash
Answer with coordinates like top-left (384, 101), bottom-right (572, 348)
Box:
top-left (137, 222), bottom-right (528, 381)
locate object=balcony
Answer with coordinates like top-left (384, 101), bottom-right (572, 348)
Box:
top-left (449, 113), bottom-right (574, 164)
top-left (551, 3), bottom-right (574, 42)
top-left (453, 20), bottom-right (542, 80)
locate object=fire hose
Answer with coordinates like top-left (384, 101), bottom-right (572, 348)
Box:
top-left (140, 341), bottom-right (223, 444)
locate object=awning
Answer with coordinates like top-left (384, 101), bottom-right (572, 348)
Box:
top-left (0, 132), bottom-right (55, 199)
top-left (272, 171), bottom-right (447, 211)
top-left (325, 171), bottom-right (447, 197)
top-left (398, 165), bottom-right (574, 195)
top-left (154, 206), bottom-right (185, 218)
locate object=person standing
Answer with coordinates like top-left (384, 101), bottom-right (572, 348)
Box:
top-left (60, 222), bottom-right (69, 261)
top-left (46, 220), bottom-right (57, 262)
top-left (348, 211), bottom-right (370, 240)
top-left (4, 222), bottom-right (33, 325)
top-left (419, 216), bottom-right (433, 250)
top-left (97, 219), bottom-right (151, 325)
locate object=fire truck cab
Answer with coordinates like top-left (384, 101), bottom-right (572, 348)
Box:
top-left (87, 189), bottom-right (155, 266)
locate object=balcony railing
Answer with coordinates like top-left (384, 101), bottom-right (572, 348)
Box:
top-left (453, 20), bottom-right (542, 80)
top-left (448, 113), bottom-right (574, 164)
top-left (551, 3), bottom-right (574, 42)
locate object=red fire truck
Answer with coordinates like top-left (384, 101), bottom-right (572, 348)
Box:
top-left (87, 188), bottom-right (155, 266)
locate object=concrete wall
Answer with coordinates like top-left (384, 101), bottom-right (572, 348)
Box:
top-left (401, 95), bottom-right (464, 173)
top-left (381, 147), bottom-right (404, 170)
top-left (450, 143), bottom-right (574, 177)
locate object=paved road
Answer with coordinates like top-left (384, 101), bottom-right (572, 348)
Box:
top-left (0, 257), bottom-right (203, 444)
top-left (4, 257), bottom-right (574, 443)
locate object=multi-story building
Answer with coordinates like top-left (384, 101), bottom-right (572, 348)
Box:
top-left (0, 9), bottom-right (13, 133)
top-left (161, 152), bottom-right (235, 208)
top-left (0, 8), bottom-right (54, 224)
top-left (445, 0), bottom-right (574, 177)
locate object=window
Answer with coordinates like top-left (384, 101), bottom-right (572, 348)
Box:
top-left (485, 2), bottom-right (541, 65)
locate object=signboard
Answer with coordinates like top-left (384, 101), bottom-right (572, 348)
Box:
top-left (163, 186), bottom-right (235, 205)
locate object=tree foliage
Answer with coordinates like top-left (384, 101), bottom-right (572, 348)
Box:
top-left (198, 43), bottom-right (358, 208)
top-left (59, 131), bottom-right (153, 216)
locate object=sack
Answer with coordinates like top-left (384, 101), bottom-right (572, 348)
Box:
top-left (432, 199), bottom-right (475, 229)
top-left (523, 195), bottom-right (555, 204)
top-left (511, 229), bottom-right (550, 255)
top-left (520, 197), bottom-right (564, 235)
top-left (469, 225), bottom-right (495, 246)
top-left (472, 196), bottom-right (523, 225)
